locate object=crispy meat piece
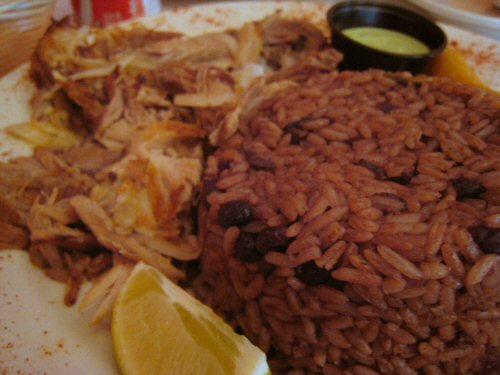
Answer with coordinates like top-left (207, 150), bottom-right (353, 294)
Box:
top-left (260, 15), bottom-right (326, 69)
top-left (31, 17), bottom-right (182, 88)
top-left (30, 243), bottom-right (67, 279)
top-left (142, 32), bottom-right (238, 67)
top-left (69, 195), bottom-right (185, 280)
top-left (156, 61), bottom-right (201, 94)
top-left (0, 221), bottom-right (29, 249)
top-left (79, 260), bottom-right (133, 324)
top-left (107, 25), bottom-right (181, 51)
top-left (268, 49), bottom-right (343, 83)
top-left (30, 17), bottom-right (82, 87)
top-left (32, 148), bottom-right (96, 198)
top-left (28, 196), bottom-right (100, 251)
top-left (0, 156), bottom-right (53, 202)
top-left (58, 142), bottom-right (123, 175)
top-left (0, 149), bottom-right (94, 225)
top-left (0, 195), bottom-right (26, 227)
top-left (94, 121), bottom-right (203, 236)
top-left (64, 255), bottom-right (85, 306)
top-left (63, 80), bottom-right (106, 124)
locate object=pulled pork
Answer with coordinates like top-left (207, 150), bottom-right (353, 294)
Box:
top-left (0, 13), bottom-right (329, 323)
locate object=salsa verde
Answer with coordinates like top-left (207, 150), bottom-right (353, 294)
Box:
top-left (342, 26), bottom-right (430, 55)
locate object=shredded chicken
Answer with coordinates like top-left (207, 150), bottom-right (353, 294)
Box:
top-left (0, 13), bottom-right (330, 323)
top-left (79, 259), bottom-right (133, 325)
top-left (143, 33), bottom-right (239, 68)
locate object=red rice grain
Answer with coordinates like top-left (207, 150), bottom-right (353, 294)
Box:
top-left (197, 67), bottom-right (500, 374)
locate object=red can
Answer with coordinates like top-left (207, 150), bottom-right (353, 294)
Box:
top-left (71, 0), bottom-right (160, 27)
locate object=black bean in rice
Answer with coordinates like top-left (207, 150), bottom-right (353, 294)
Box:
top-left (196, 61), bottom-right (500, 374)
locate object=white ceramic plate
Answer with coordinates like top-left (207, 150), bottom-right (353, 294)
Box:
top-left (408, 0), bottom-right (500, 40)
top-left (1, 2), bottom-right (500, 374)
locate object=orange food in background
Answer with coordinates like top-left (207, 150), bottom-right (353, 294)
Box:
top-left (428, 46), bottom-right (494, 93)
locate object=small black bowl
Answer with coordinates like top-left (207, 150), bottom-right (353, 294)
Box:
top-left (327, 1), bottom-right (447, 73)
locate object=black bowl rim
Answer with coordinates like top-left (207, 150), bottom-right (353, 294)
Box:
top-left (327, 0), bottom-right (447, 60)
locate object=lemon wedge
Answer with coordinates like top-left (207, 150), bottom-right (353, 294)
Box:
top-left (112, 262), bottom-right (270, 375)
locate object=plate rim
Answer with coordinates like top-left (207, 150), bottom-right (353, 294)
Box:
top-left (408, 0), bottom-right (500, 35)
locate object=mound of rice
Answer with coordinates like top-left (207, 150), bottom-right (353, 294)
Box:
top-left (197, 63), bottom-right (500, 374)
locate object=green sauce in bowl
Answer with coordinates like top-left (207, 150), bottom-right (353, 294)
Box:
top-left (342, 26), bottom-right (430, 55)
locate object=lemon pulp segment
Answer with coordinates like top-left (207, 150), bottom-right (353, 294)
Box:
top-left (112, 263), bottom-right (269, 375)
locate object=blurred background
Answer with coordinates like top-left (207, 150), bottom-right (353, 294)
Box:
top-left (0, 0), bottom-right (499, 77)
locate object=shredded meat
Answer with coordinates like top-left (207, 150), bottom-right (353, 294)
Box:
top-left (58, 142), bottom-right (123, 175)
top-left (0, 222), bottom-right (29, 249)
top-left (69, 195), bottom-right (185, 279)
top-left (1, 13), bottom-right (330, 321)
top-left (142, 33), bottom-right (238, 66)
top-left (27, 195), bottom-right (100, 251)
top-left (261, 15), bottom-right (326, 69)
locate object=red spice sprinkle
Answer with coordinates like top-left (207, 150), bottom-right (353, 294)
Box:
top-left (450, 39), bottom-right (500, 66)
top-left (42, 346), bottom-right (52, 356)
